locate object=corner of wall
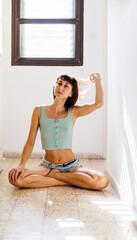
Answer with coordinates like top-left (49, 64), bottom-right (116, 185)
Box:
top-left (105, 166), bottom-right (120, 198)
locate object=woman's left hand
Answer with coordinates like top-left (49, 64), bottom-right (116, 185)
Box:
top-left (90, 73), bottom-right (103, 83)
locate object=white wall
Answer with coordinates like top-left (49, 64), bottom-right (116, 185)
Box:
top-left (0, 56), bottom-right (3, 165)
top-left (0, 0), bottom-right (2, 53)
top-left (106, 0), bottom-right (137, 212)
top-left (2, 0), bottom-right (108, 157)
top-left (0, 0), bottom-right (3, 165)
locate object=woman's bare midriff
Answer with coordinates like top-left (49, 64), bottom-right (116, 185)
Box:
top-left (44, 148), bottom-right (76, 164)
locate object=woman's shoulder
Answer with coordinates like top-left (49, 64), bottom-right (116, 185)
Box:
top-left (34, 104), bottom-right (43, 112)
top-left (34, 104), bottom-right (52, 120)
top-left (32, 105), bottom-right (41, 121)
top-left (33, 104), bottom-right (46, 121)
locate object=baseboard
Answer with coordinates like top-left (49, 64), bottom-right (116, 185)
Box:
top-left (3, 152), bottom-right (44, 159)
top-left (0, 150), bottom-right (4, 172)
top-left (104, 167), bottom-right (120, 198)
top-left (3, 151), bottom-right (105, 160)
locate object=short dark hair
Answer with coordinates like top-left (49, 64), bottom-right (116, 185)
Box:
top-left (53, 74), bottom-right (79, 110)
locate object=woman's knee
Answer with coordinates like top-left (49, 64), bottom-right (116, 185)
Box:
top-left (8, 175), bottom-right (25, 188)
top-left (95, 175), bottom-right (109, 190)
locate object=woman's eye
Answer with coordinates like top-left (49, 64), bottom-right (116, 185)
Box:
top-left (58, 82), bottom-right (68, 87)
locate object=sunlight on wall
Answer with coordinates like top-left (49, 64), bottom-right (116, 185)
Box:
top-left (120, 96), bottom-right (137, 210)
top-left (0, 0), bottom-right (2, 54)
top-left (123, 96), bottom-right (137, 175)
top-left (119, 146), bottom-right (132, 205)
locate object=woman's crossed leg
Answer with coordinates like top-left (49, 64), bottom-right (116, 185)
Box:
top-left (47, 167), bottom-right (109, 190)
top-left (8, 166), bottom-right (109, 190)
top-left (8, 166), bottom-right (70, 188)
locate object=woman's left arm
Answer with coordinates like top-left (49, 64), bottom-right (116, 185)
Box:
top-left (94, 73), bottom-right (103, 106)
top-left (75, 73), bottom-right (103, 118)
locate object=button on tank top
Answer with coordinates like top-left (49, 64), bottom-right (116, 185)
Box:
top-left (39, 105), bottom-right (74, 150)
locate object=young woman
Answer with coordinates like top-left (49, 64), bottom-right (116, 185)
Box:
top-left (8, 73), bottom-right (109, 190)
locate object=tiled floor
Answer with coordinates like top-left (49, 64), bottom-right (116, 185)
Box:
top-left (0, 158), bottom-right (137, 240)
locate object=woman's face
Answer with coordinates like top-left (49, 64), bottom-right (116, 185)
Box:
top-left (54, 78), bottom-right (73, 99)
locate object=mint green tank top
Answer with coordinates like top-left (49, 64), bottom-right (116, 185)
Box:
top-left (39, 105), bottom-right (74, 150)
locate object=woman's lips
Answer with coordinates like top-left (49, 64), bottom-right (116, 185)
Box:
top-left (58, 91), bottom-right (63, 94)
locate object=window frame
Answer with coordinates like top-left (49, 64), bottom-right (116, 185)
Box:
top-left (12, 0), bottom-right (84, 66)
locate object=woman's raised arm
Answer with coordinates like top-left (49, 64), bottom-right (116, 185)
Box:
top-left (74, 73), bottom-right (103, 118)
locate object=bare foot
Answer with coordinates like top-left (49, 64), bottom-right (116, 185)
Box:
top-left (47, 168), bottom-right (60, 178)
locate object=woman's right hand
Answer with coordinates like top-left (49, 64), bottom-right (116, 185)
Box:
top-left (8, 165), bottom-right (25, 183)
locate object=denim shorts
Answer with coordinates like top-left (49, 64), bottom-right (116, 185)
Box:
top-left (39, 156), bottom-right (83, 172)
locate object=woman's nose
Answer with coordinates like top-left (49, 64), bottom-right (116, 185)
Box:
top-left (59, 85), bottom-right (64, 91)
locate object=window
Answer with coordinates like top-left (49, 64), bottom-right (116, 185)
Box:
top-left (12, 0), bottom-right (84, 66)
